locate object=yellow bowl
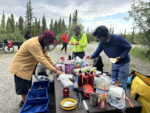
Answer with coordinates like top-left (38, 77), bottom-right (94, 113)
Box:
top-left (60, 98), bottom-right (77, 110)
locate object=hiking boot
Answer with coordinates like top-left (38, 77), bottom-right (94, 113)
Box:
top-left (19, 100), bottom-right (24, 107)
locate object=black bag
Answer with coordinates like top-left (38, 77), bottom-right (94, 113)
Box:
top-left (93, 56), bottom-right (104, 73)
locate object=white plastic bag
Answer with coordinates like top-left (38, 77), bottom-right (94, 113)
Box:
top-left (57, 74), bottom-right (73, 87)
top-left (35, 75), bottom-right (50, 81)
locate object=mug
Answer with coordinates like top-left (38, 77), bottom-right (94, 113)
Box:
top-left (90, 93), bottom-right (99, 106)
top-left (61, 87), bottom-right (70, 98)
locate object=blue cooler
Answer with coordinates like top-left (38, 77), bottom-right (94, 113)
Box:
top-left (20, 98), bottom-right (49, 113)
top-left (31, 81), bottom-right (50, 91)
top-left (27, 89), bottom-right (49, 100)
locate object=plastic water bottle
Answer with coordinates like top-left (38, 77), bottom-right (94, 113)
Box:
top-left (111, 78), bottom-right (115, 86)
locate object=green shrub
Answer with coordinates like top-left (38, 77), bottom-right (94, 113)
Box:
top-left (130, 47), bottom-right (150, 62)
top-left (56, 33), bottom-right (63, 44)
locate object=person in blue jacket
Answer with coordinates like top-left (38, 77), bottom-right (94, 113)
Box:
top-left (85, 25), bottom-right (132, 91)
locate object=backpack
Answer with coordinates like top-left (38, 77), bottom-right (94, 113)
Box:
top-left (93, 56), bottom-right (104, 73)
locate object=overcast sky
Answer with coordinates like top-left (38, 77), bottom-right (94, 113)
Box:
top-left (0, 0), bottom-right (142, 33)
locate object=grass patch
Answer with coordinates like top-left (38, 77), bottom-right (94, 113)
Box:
top-left (130, 47), bottom-right (150, 62)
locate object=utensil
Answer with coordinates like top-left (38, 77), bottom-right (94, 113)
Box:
top-left (126, 96), bottom-right (133, 108)
top-left (83, 100), bottom-right (89, 113)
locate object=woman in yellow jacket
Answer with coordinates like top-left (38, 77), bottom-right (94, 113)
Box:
top-left (9, 30), bottom-right (62, 107)
top-left (69, 25), bottom-right (87, 59)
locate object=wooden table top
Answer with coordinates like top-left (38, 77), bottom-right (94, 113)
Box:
top-left (53, 75), bottom-right (142, 113)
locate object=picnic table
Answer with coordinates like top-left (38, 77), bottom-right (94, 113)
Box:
top-left (53, 75), bottom-right (142, 113)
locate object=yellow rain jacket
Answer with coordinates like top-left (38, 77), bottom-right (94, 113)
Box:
top-left (9, 37), bottom-right (56, 81)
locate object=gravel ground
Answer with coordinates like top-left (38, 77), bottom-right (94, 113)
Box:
top-left (0, 44), bottom-right (150, 113)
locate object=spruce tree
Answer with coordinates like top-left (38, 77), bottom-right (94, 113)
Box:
top-left (1, 11), bottom-right (5, 29)
top-left (42, 14), bottom-right (47, 32)
top-left (10, 14), bottom-right (15, 33)
top-left (13, 22), bottom-right (22, 41)
top-left (0, 11), bottom-right (6, 34)
top-left (53, 20), bottom-right (58, 35)
top-left (32, 17), bottom-right (38, 36)
top-left (131, 29), bottom-right (135, 44)
top-left (18, 16), bottom-right (24, 35)
top-left (58, 18), bottom-right (62, 33)
top-left (72, 10), bottom-right (78, 24)
top-left (25, 0), bottom-right (33, 32)
top-left (50, 18), bottom-right (54, 31)
top-left (69, 14), bottom-right (71, 29)
top-left (62, 19), bottom-right (66, 33)
top-left (6, 17), bottom-right (12, 33)
top-left (124, 29), bottom-right (126, 39)
top-left (37, 19), bottom-right (42, 34)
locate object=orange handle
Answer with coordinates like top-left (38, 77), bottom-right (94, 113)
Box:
top-left (126, 96), bottom-right (133, 108)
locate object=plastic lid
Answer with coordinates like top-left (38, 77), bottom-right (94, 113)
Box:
top-left (79, 70), bottom-right (82, 73)
top-left (119, 84), bottom-right (122, 87)
top-left (102, 73), bottom-right (106, 76)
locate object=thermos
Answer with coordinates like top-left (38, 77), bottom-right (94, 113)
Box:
top-left (83, 72), bottom-right (89, 85)
top-left (89, 71), bottom-right (94, 88)
top-left (78, 70), bottom-right (83, 87)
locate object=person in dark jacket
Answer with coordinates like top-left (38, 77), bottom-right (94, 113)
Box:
top-left (24, 30), bottom-right (32, 41)
top-left (85, 25), bottom-right (132, 91)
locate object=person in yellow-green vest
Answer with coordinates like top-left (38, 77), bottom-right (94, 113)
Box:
top-left (69, 25), bottom-right (87, 59)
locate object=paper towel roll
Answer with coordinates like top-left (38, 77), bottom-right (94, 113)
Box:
top-left (109, 86), bottom-right (125, 99)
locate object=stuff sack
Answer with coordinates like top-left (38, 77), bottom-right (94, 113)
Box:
top-left (131, 71), bottom-right (150, 113)
top-left (8, 41), bottom-right (12, 48)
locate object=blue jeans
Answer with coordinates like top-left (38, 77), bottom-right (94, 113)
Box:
top-left (111, 62), bottom-right (130, 91)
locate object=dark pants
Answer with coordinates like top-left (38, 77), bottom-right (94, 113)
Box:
top-left (14, 75), bottom-right (32, 95)
top-left (61, 42), bottom-right (68, 53)
top-left (72, 51), bottom-right (85, 59)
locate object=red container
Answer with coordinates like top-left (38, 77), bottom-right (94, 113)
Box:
top-left (78, 70), bottom-right (83, 87)
top-left (83, 84), bottom-right (94, 98)
top-left (83, 73), bottom-right (88, 85)
top-left (89, 71), bottom-right (94, 88)
top-left (87, 70), bottom-right (91, 84)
